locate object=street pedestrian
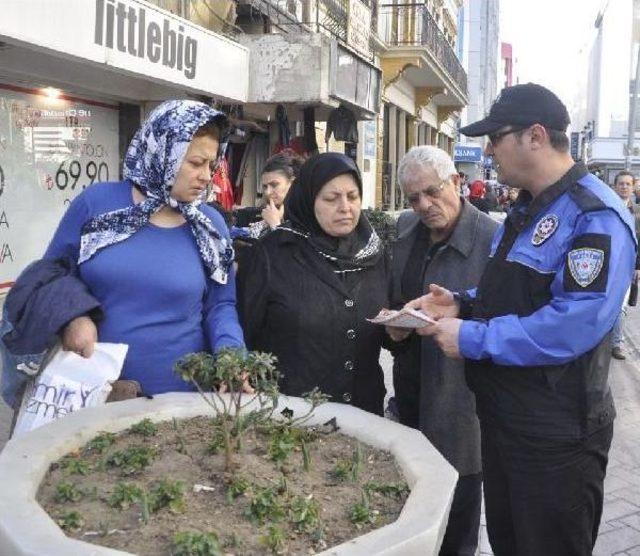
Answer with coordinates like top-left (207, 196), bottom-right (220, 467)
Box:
top-left (611, 170), bottom-right (640, 360)
top-left (44, 100), bottom-right (245, 395)
top-left (388, 145), bottom-right (497, 556)
top-left (238, 153), bottom-right (389, 415)
top-left (407, 83), bottom-right (637, 556)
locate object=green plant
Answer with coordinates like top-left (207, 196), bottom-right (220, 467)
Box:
top-left (128, 418), bottom-right (158, 437)
top-left (362, 208), bottom-right (397, 250)
top-left (59, 455), bottom-right (91, 476)
top-left (84, 431), bottom-right (116, 454)
top-left (331, 443), bottom-right (364, 482)
top-left (364, 481), bottom-right (410, 499)
top-left (149, 479), bottom-right (185, 513)
top-left (105, 445), bottom-right (157, 475)
top-left (349, 492), bottom-right (377, 528)
top-left (268, 427), bottom-right (296, 463)
top-left (301, 439), bottom-right (312, 471)
top-left (175, 349), bottom-right (279, 472)
top-left (57, 510), bottom-right (84, 531)
top-left (259, 524), bottom-right (287, 555)
top-left (108, 481), bottom-right (144, 510)
top-left (172, 531), bottom-right (222, 556)
top-left (288, 494), bottom-right (320, 532)
top-left (245, 486), bottom-right (285, 524)
top-left (54, 480), bottom-right (83, 503)
top-left (172, 417), bottom-right (188, 455)
top-left (206, 427), bottom-right (226, 455)
top-left (226, 475), bottom-right (250, 502)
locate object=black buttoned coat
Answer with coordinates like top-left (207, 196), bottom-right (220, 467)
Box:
top-left (238, 229), bottom-right (390, 415)
top-left (391, 200), bottom-right (497, 475)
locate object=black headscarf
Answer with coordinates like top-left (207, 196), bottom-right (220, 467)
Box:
top-left (283, 152), bottom-right (382, 271)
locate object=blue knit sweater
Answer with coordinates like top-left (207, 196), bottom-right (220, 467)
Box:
top-left (44, 181), bottom-right (244, 395)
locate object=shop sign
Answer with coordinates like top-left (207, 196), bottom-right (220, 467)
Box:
top-left (0, 0), bottom-right (248, 102)
top-left (347, 0), bottom-right (371, 59)
top-left (0, 87), bottom-right (119, 290)
top-left (454, 145), bottom-right (483, 163)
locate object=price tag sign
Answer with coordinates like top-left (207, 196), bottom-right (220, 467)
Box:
top-left (0, 87), bottom-right (119, 290)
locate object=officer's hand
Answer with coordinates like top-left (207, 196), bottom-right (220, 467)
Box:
top-left (428, 318), bottom-right (463, 359)
top-left (404, 284), bottom-right (460, 319)
top-left (61, 316), bottom-right (98, 358)
top-left (385, 326), bottom-right (412, 342)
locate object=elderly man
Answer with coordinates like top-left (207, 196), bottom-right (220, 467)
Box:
top-left (408, 83), bottom-right (637, 555)
top-left (611, 170), bottom-right (640, 359)
top-left (388, 146), bottom-right (497, 556)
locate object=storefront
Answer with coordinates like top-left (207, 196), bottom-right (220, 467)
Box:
top-left (0, 0), bottom-right (248, 291)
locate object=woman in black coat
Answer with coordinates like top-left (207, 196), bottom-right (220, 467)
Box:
top-left (238, 153), bottom-right (390, 415)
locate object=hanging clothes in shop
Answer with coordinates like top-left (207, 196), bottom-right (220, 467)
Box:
top-left (325, 105), bottom-right (359, 144)
top-left (212, 157), bottom-right (235, 211)
top-left (276, 104), bottom-right (291, 147)
top-left (303, 106), bottom-right (319, 156)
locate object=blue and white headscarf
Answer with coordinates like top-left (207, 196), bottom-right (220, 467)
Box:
top-left (78, 100), bottom-right (233, 284)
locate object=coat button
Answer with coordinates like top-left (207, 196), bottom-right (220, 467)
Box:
top-left (344, 299), bottom-right (354, 308)
top-left (344, 360), bottom-right (354, 371)
top-left (346, 329), bottom-right (356, 340)
top-left (343, 392), bottom-right (352, 402)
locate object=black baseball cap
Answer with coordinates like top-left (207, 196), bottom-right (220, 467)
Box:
top-left (459, 83), bottom-right (570, 137)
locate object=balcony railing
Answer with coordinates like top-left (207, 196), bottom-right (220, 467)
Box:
top-left (378, 3), bottom-right (467, 96)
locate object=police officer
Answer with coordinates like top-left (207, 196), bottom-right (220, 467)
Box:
top-left (407, 83), bottom-right (637, 556)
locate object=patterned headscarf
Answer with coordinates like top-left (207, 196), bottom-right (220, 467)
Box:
top-left (78, 100), bottom-right (233, 284)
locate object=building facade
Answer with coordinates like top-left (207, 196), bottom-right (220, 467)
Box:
top-left (582, 0), bottom-right (640, 184)
top-left (454, 0), bottom-right (499, 180)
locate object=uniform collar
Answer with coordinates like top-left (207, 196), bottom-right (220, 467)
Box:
top-left (510, 162), bottom-right (588, 231)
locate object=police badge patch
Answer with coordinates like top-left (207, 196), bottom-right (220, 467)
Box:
top-left (567, 248), bottom-right (605, 288)
top-left (532, 214), bottom-right (559, 246)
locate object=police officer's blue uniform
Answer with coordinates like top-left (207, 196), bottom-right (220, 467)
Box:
top-left (455, 163), bottom-right (637, 556)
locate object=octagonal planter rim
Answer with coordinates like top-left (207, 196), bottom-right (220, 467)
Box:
top-left (0, 393), bottom-right (457, 556)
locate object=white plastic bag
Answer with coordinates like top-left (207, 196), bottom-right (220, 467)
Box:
top-left (12, 343), bottom-right (128, 437)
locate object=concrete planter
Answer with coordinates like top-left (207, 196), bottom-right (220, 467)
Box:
top-left (0, 393), bottom-right (457, 556)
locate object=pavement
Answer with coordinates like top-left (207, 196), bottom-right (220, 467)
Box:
top-left (2, 313), bottom-right (640, 554)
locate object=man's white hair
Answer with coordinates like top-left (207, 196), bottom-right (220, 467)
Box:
top-left (397, 146), bottom-right (458, 187)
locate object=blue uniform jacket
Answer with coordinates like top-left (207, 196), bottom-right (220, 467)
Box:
top-left (460, 171), bottom-right (637, 366)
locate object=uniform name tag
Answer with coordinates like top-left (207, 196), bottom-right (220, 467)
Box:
top-left (567, 248), bottom-right (605, 288)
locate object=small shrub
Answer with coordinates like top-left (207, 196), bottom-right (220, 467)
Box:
top-left (149, 479), bottom-right (185, 513)
top-left (54, 480), bottom-right (83, 503)
top-left (331, 459), bottom-right (353, 481)
top-left (226, 475), bottom-right (250, 502)
top-left (59, 456), bottom-right (91, 476)
top-left (245, 486), bottom-right (285, 524)
top-left (206, 428), bottom-right (226, 455)
top-left (108, 481), bottom-right (144, 510)
top-left (259, 524), bottom-right (287, 555)
top-left (105, 446), bottom-right (157, 475)
top-left (288, 494), bottom-right (320, 532)
top-left (57, 510), bottom-right (84, 531)
top-left (84, 432), bottom-right (116, 454)
top-left (128, 418), bottom-right (158, 437)
top-left (172, 531), bottom-right (222, 556)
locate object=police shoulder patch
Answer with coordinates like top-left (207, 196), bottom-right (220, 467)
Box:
top-left (567, 248), bottom-right (605, 287)
top-left (563, 233), bottom-right (610, 293)
top-left (531, 214), bottom-right (559, 246)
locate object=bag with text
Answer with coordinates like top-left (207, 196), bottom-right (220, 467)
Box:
top-left (12, 343), bottom-right (128, 437)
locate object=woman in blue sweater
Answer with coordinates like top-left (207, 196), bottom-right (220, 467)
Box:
top-left (44, 100), bottom-right (245, 395)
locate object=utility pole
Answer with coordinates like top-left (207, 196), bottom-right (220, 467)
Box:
top-left (626, 41), bottom-right (640, 170)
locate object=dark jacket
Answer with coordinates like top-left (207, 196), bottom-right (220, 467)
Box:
top-left (1, 257), bottom-right (101, 405)
top-left (238, 229), bottom-right (390, 415)
top-left (391, 200), bottom-right (497, 475)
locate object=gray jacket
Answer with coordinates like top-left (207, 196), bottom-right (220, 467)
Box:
top-left (391, 199), bottom-right (497, 475)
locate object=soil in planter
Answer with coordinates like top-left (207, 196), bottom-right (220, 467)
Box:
top-left (37, 416), bottom-right (409, 555)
